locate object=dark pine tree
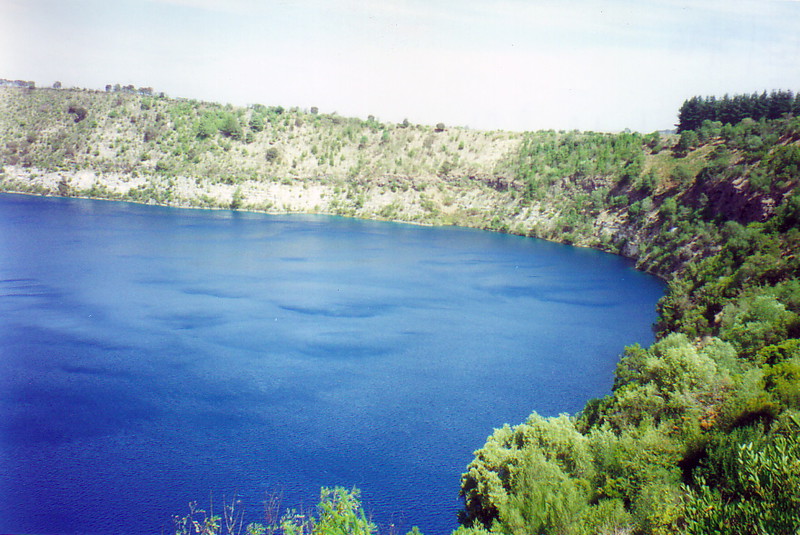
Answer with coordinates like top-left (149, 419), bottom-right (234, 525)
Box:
top-left (677, 89), bottom-right (798, 131)
top-left (752, 91), bottom-right (770, 120)
top-left (677, 96), bottom-right (704, 132)
top-left (767, 90), bottom-right (794, 119)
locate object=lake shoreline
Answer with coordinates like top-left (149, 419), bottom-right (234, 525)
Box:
top-left (0, 166), bottom-right (668, 282)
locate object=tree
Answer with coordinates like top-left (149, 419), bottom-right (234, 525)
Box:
top-left (697, 120), bottom-right (723, 143)
top-left (196, 112), bottom-right (218, 139)
top-left (677, 96), bottom-right (703, 132)
top-left (677, 90), bottom-right (799, 131)
top-left (767, 90), bottom-right (794, 120)
top-left (249, 113), bottom-right (265, 133)
top-left (498, 449), bottom-right (589, 535)
top-left (754, 91), bottom-right (770, 119)
top-left (675, 130), bottom-right (698, 154)
top-left (766, 145), bottom-right (800, 182)
top-left (219, 113), bottom-right (242, 139)
top-left (230, 187), bottom-right (244, 210)
top-left (314, 487), bottom-right (376, 535)
top-left (460, 414), bottom-right (594, 529)
top-left (57, 177), bottom-right (71, 197)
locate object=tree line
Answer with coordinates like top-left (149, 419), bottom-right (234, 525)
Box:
top-left (677, 90), bottom-right (800, 132)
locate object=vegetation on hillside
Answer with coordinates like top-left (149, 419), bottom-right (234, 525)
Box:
top-left (0, 86), bottom-right (521, 226)
top-left (459, 108), bottom-right (800, 535)
top-left (1, 85), bottom-right (799, 534)
top-left (677, 90), bottom-right (800, 133)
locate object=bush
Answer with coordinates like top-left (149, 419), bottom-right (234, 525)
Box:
top-left (674, 130), bottom-right (698, 154)
top-left (249, 113), bottom-right (265, 133)
top-left (766, 144), bottom-right (800, 182)
top-left (265, 147), bottom-right (281, 163)
top-left (460, 414), bottom-right (594, 530)
top-left (67, 104), bottom-right (87, 123)
top-left (684, 431), bottom-right (800, 535)
top-left (279, 487), bottom-right (376, 535)
top-left (719, 295), bottom-right (799, 356)
top-left (671, 164), bottom-right (692, 185)
top-left (498, 449), bottom-right (589, 535)
top-left (174, 487), bottom-right (377, 535)
top-left (219, 113), bottom-right (242, 139)
top-left (196, 113), bottom-right (218, 139)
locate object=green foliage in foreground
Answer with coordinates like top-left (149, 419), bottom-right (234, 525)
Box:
top-left (174, 487), bottom-right (421, 535)
top-left (685, 424), bottom-right (800, 534)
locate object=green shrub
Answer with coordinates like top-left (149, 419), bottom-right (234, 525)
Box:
top-left (719, 295), bottom-right (799, 357)
top-left (684, 431), bottom-right (800, 535)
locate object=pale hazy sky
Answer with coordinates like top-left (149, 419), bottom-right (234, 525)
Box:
top-left (2, 0), bottom-right (799, 132)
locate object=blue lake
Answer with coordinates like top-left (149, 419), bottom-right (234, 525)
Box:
top-left (0, 193), bottom-right (664, 535)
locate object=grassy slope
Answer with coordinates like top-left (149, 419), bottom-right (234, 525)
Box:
top-left (2, 86), bottom-right (800, 534)
top-left (2, 87), bottom-right (795, 278)
top-left (0, 86), bottom-right (523, 228)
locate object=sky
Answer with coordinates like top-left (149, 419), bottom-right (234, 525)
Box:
top-left (1, 0), bottom-right (799, 132)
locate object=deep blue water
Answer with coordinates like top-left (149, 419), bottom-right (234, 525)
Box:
top-left (0, 193), bottom-right (664, 535)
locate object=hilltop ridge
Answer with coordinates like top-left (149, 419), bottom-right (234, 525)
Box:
top-left (1, 85), bottom-right (796, 279)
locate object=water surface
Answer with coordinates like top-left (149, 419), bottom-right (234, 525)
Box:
top-left (0, 193), bottom-right (664, 534)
